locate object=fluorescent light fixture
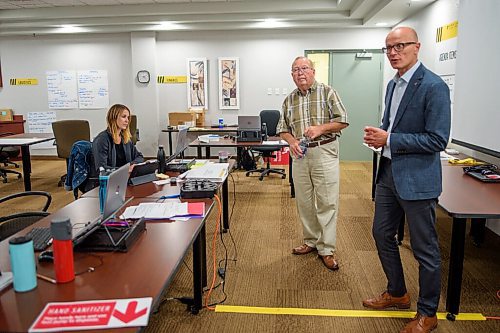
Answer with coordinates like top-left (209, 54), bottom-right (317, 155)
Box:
top-left (255, 19), bottom-right (287, 29)
top-left (375, 22), bottom-right (388, 27)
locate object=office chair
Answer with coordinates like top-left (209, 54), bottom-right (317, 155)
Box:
top-left (52, 120), bottom-right (91, 187)
top-left (130, 114), bottom-right (140, 145)
top-left (0, 132), bottom-right (22, 183)
top-left (0, 191), bottom-right (51, 240)
top-left (245, 110), bottom-right (286, 181)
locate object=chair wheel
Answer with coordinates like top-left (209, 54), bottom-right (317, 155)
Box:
top-left (259, 176), bottom-right (264, 181)
top-left (2, 178), bottom-right (7, 183)
top-left (17, 174), bottom-right (22, 179)
top-left (246, 172), bottom-right (250, 176)
top-left (281, 175), bottom-right (286, 179)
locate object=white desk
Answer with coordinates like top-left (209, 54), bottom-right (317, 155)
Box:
top-left (0, 133), bottom-right (54, 191)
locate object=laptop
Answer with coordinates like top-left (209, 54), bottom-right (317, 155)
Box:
top-left (238, 116), bottom-right (261, 130)
top-left (73, 163), bottom-right (130, 244)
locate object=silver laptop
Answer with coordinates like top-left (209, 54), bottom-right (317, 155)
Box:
top-left (174, 127), bottom-right (189, 156)
top-left (238, 116), bottom-right (261, 130)
top-left (73, 163), bottom-right (130, 243)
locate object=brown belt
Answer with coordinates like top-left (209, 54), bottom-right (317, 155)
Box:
top-left (307, 137), bottom-right (336, 148)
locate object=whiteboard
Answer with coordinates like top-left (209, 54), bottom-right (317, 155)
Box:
top-left (27, 111), bottom-right (56, 149)
top-left (453, 0), bottom-right (500, 157)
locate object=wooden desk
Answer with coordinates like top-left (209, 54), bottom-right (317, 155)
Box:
top-left (0, 133), bottom-right (54, 191)
top-left (0, 196), bottom-right (212, 332)
top-left (439, 164), bottom-right (500, 320)
top-left (82, 160), bottom-right (235, 230)
top-left (190, 137), bottom-right (295, 197)
top-left (162, 126), bottom-right (238, 155)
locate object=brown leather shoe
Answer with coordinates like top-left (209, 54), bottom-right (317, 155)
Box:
top-left (319, 255), bottom-right (339, 270)
top-left (292, 244), bottom-right (316, 255)
top-left (400, 313), bottom-right (437, 333)
top-left (362, 291), bottom-right (411, 309)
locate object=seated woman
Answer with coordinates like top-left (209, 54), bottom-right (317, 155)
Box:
top-left (93, 104), bottom-right (144, 172)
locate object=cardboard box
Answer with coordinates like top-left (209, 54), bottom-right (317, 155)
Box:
top-left (168, 112), bottom-right (196, 127)
top-left (0, 109), bottom-right (13, 122)
top-left (188, 109), bottom-right (206, 127)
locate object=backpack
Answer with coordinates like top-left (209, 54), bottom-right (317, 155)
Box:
top-left (240, 147), bottom-right (256, 171)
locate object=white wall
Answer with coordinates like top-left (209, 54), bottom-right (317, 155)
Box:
top-left (0, 28), bottom-right (389, 157)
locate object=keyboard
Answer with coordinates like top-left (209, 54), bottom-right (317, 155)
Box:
top-left (26, 227), bottom-right (52, 251)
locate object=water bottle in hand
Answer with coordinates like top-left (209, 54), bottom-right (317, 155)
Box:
top-left (298, 138), bottom-right (309, 159)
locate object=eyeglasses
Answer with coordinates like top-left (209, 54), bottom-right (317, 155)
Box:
top-left (292, 66), bottom-right (312, 74)
top-left (382, 42), bottom-right (417, 54)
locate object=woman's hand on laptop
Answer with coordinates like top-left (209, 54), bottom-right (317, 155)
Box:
top-left (129, 164), bottom-right (135, 173)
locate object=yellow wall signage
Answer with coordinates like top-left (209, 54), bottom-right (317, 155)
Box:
top-left (436, 20), bottom-right (458, 43)
top-left (9, 78), bottom-right (38, 85)
top-left (157, 75), bottom-right (187, 84)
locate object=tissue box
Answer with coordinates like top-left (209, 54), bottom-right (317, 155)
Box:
top-left (0, 109), bottom-right (13, 121)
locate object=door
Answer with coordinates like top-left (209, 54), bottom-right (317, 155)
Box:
top-left (307, 51), bottom-right (384, 161)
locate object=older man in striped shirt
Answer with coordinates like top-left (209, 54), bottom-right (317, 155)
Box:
top-left (277, 56), bottom-right (349, 271)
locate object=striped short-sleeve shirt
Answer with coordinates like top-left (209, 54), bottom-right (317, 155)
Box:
top-left (277, 81), bottom-right (348, 140)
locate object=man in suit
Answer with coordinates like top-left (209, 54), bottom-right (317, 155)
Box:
top-left (363, 27), bottom-right (451, 333)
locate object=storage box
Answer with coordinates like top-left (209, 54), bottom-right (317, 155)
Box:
top-left (188, 109), bottom-right (206, 127)
top-left (168, 112), bottom-right (196, 127)
top-left (0, 109), bottom-right (14, 122)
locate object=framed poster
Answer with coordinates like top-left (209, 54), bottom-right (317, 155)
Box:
top-left (187, 58), bottom-right (208, 110)
top-left (218, 57), bottom-right (240, 110)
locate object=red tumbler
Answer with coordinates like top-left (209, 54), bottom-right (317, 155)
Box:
top-left (50, 217), bottom-right (75, 283)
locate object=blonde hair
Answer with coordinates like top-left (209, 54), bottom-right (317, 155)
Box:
top-left (106, 104), bottom-right (132, 144)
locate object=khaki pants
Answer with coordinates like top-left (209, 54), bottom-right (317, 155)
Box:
top-left (292, 140), bottom-right (339, 255)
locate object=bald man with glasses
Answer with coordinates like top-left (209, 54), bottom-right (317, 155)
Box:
top-left (277, 56), bottom-right (349, 271)
top-left (363, 27), bottom-right (451, 333)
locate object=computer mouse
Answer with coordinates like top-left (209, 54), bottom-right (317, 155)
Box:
top-left (38, 250), bottom-right (54, 263)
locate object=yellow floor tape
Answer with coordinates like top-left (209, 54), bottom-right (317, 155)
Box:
top-left (215, 305), bottom-right (486, 321)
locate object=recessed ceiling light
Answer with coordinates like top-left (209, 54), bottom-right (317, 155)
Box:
top-left (58, 25), bottom-right (85, 33)
top-left (375, 22), bottom-right (389, 27)
top-left (155, 21), bottom-right (182, 30)
top-left (255, 19), bottom-right (287, 29)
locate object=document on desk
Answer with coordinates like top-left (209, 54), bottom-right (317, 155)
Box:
top-left (262, 140), bottom-right (287, 145)
top-left (120, 202), bottom-right (205, 220)
top-left (184, 162), bottom-right (229, 182)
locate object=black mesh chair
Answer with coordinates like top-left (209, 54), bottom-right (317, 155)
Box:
top-left (0, 132), bottom-right (22, 183)
top-left (245, 110), bottom-right (286, 181)
top-left (0, 191), bottom-right (51, 240)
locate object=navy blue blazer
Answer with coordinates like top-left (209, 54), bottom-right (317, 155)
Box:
top-left (381, 64), bottom-right (451, 200)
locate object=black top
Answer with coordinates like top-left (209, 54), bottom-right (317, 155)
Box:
top-left (115, 143), bottom-right (126, 168)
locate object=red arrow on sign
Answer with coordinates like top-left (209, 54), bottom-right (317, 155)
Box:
top-left (113, 301), bottom-right (148, 323)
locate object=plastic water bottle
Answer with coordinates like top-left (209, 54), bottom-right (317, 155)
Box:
top-left (218, 118), bottom-right (224, 129)
top-left (51, 217), bottom-right (75, 283)
top-left (157, 145), bottom-right (166, 174)
top-left (98, 167), bottom-right (109, 214)
top-left (298, 138), bottom-right (309, 159)
top-left (262, 122), bottom-right (268, 141)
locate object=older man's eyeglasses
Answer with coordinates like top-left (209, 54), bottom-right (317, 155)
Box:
top-left (382, 42), bottom-right (417, 54)
top-left (292, 66), bottom-right (312, 74)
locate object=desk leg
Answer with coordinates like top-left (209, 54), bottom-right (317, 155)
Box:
top-left (446, 217), bottom-right (466, 320)
top-left (205, 147), bottom-right (210, 159)
top-left (289, 154), bottom-right (295, 198)
top-left (197, 147), bottom-right (202, 159)
top-left (192, 224), bottom-right (205, 314)
top-left (470, 218), bottom-right (486, 247)
top-left (21, 145), bottom-right (31, 191)
top-left (168, 132), bottom-right (173, 156)
top-left (371, 151), bottom-right (377, 201)
top-left (222, 178), bottom-right (229, 231)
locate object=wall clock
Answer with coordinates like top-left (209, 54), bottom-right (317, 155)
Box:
top-left (137, 70), bottom-right (150, 84)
